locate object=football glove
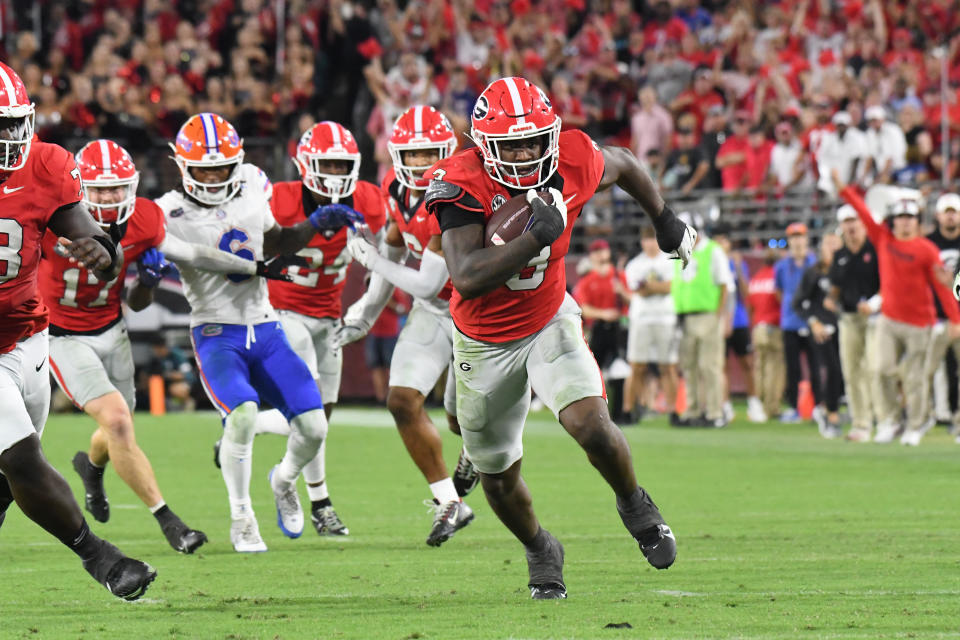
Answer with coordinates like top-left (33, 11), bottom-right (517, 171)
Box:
top-left (330, 320), bottom-right (371, 350)
top-left (308, 203), bottom-right (365, 233)
top-left (136, 248), bottom-right (171, 288)
top-left (254, 255), bottom-right (310, 281)
top-left (654, 204), bottom-right (696, 269)
top-left (525, 188), bottom-right (568, 247)
top-left (346, 233), bottom-right (378, 269)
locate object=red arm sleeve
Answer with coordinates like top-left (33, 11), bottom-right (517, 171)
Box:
top-left (839, 185), bottom-right (885, 246)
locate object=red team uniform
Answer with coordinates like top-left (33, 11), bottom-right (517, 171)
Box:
top-left (0, 142), bottom-right (85, 353)
top-left (381, 166), bottom-right (453, 301)
top-left (268, 179), bottom-right (386, 319)
top-left (428, 129), bottom-right (605, 342)
top-left (39, 197), bottom-right (165, 334)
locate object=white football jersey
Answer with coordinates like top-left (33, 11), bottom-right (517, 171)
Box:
top-left (155, 163), bottom-right (278, 327)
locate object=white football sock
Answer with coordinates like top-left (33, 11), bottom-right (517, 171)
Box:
top-left (222, 402), bottom-right (258, 520)
top-left (254, 409), bottom-right (291, 436)
top-left (303, 440), bottom-right (327, 498)
top-left (274, 410), bottom-right (328, 490)
top-left (429, 478), bottom-right (459, 504)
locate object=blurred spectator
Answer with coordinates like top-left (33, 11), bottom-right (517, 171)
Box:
top-left (827, 204), bottom-right (881, 442)
top-left (630, 86), bottom-right (672, 162)
top-left (837, 177), bottom-right (960, 446)
top-left (744, 125), bottom-right (773, 193)
top-left (746, 248), bottom-right (784, 422)
top-left (793, 232), bottom-right (844, 439)
top-left (146, 334), bottom-right (197, 412)
top-left (816, 111), bottom-right (867, 195)
top-left (572, 240), bottom-right (626, 373)
top-left (645, 39), bottom-right (693, 106)
top-left (897, 104), bottom-right (932, 184)
top-left (660, 124), bottom-right (708, 195)
top-left (716, 110), bottom-right (751, 192)
top-left (366, 288), bottom-right (412, 404)
top-left (622, 227), bottom-right (678, 425)
top-left (768, 121), bottom-right (811, 192)
top-left (774, 222), bottom-right (819, 423)
top-left (671, 216), bottom-right (733, 428)
top-left (923, 193), bottom-right (960, 437)
top-left (698, 104), bottom-right (727, 190)
top-left (863, 105), bottom-right (907, 185)
top-left (670, 66), bottom-right (723, 133)
top-left (550, 75), bottom-right (588, 131)
top-left (713, 224), bottom-right (763, 424)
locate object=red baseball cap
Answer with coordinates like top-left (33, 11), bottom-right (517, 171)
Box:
top-left (588, 239), bottom-right (610, 252)
top-left (786, 222), bottom-right (808, 236)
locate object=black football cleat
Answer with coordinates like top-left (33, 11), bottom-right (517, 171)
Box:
top-left (638, 524), bottom-right (677, 570)
top-left (161, 517), bottom-right (208, 554)
top-left (311, 505), bottom-right (349, 536)
top-left (425, 499), bottom-right (474, 547)
top-left (452, 449), bottom-right (480, 498)
top-left (617, 487), bottom-right (676, 570)
top-left (72, 452), bottom-right (109, 523)
top-left (83, 539), bottom-right (157, 601)
top-left (526, 529), bottom-right (567, 600)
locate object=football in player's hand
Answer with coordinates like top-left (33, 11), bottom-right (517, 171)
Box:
top-left (484, 191), bottom-right (554, 247)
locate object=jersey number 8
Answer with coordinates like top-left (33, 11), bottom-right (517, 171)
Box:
top-left (0, 219), bottom-right (24, 284)
top-left (506, 246), bottom-right (551, 291)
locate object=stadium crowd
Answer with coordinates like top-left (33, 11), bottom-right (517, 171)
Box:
top-left (5, 0), bottom-right (960, 193)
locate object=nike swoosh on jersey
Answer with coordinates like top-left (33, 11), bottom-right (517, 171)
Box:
top-left (35, 358), bottom-right (45, 372)
top-left (563, 194), bottom-right (576, 205)
top-left (3, 185), bottom-right (24, 194)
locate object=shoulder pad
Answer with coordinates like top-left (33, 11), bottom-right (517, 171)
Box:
top-left (424, 179), bottom-right (462, 206)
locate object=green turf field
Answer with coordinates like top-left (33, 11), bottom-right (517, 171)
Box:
top-left (1, 407), bottom-right (958, 640)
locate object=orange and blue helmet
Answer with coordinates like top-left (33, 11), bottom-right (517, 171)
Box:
top-left (170, 112), bottom-right (244, 205)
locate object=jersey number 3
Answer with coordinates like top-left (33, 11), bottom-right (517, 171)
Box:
top-left (0, 219), bottom-right (24, 284)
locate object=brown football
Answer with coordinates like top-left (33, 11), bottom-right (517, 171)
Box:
top-left (484, 190), bottom-right (554, 247)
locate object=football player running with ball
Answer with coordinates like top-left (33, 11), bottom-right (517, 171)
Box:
top-left (0, 62), bottom-right (155, 599)
top-left (254, 121), bottom-right (387, 536)
top-left (40, 139), bottom-right (271, 554)
top-left (156, 113), bottom-right (361, 552)
top-left (423, 77), bottom-right (695, 599)
top-left (336, 105), bottom-right (480, 546)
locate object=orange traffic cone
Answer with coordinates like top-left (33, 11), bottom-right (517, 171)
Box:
top-left (675, 377), bottom-right (687, 415)
top-left (149, 374), bottom-right (166, 416)
top-left (797, 380), bottom-right (814, 420)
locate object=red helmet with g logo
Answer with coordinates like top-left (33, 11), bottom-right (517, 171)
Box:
top-left (75, 139), bottom-right (139, 226)
top-left (294, 121), bottom-right (361, 201)
top-left (470, 77), bottom-right (561, 189)
top-left (388, 106), bottom-right (457, 189)
top-left (0, 62), bottom-right (35, 172)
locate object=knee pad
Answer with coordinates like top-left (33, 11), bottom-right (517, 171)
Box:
top-left (292, 408), bottom-right (328, 443)
top-left (224, 401), bottom-right (258, 444)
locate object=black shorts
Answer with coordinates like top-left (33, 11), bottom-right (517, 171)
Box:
top-left (365, 335), bottom-right (398, 369)
top-left (726, 327), bottom-right (752, 357)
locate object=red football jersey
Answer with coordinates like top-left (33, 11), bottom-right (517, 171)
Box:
top-left (426, 130), bottom-right (605, 342)
top-left (0, 141), bottom-right (85, 353)
top-left (267, 180), bottom-right (387, 319)
top-left (381, 167), bottom-right (453, 301)
top-left (39, 197), bottom-right (165, 333)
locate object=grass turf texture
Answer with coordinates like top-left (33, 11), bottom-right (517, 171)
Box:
top-left (2, 408), bottom-right (959, 640)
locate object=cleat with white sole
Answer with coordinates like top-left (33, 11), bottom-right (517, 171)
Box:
top-left (269, 465), bottom-right (304, 538)
top-left (230, 516), bottom-right (267, 553)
